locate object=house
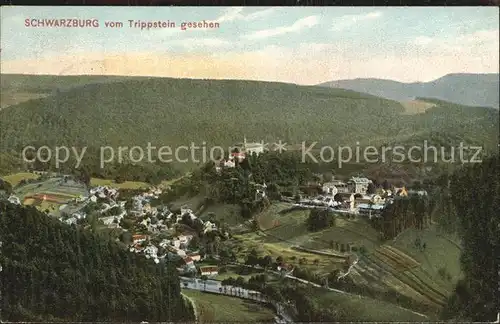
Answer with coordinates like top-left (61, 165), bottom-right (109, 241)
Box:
top-left (223, 159), bottom-right (236, 168)
top-left (181, 257), bottom-right (197, 273)
top-left (199, 266), bottom-right (219, 276)
top-left (355, 194), bottom-right (384, 205)
top-left (235, 137), bottom-right (265, 156)
top-left (178, 235), bottom-right (193, 245)
top-left (183, 256), bottom-right (194, 266)
top-left (7, 195), bottom-right (21, 205)
top-left (230, 152), bottom-right (246, 162)
top-left (357, 203), bottom-right (384, 219)
top-left (132, 234), bottom-right (149, 244)
top-left (322, 182), bottom-right (338, 196)
top-left (394, 187), bottom-right (408, 197)
top-left (204, 221), bottom-right (217, 233)
top-left (180, 206), bottom-right (193, 215)
top-left (277, 263), bottom-right (294, 275)
top-left (408, 189), bottom-right (428, 196)
top-left (255, 189), bottom-right (266, 200)
top-left (65, 217), bottom-right (78, 225)
top-left (188, 253), bottom-right (201, 262)
top-left (143, 245), bottom-right (158, 258)
top-left (159, 239), bottom-right (171, 248)
top-left (323, 177), bottom-right (349, 195)
top-left (330, 178), bottom-right (349, 193)
top-left (129, 243), bottom-right (145, 253)
top-left (347, 177), bottom-right (373, 194)
top-left (369, 194), bottom-right (384, 204)
top-left (101, 216), bottom-right (118, 225)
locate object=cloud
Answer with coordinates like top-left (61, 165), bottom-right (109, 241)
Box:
top-left (411, 29), bottom-right (499, 56)
top-left (215, 7), bottom-right (276, 23)
top-left (331, 11), bottom-right (382, 32)
top-left (1, 30), bottom-right (497, 86)
top-left (243, 15), bottom-right (319, 40)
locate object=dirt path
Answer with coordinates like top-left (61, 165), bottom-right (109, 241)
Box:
top-left (181, 292), bottom-right (199, 322)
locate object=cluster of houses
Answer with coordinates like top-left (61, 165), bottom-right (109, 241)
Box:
top-left (216, 137), bottom-right (266, 172)
top-left (128, 218), bottom-right (220, 277)
top-left (61, 185), bottom-right (223, 276)
top-left (292, 176), bottom-right (428, 219)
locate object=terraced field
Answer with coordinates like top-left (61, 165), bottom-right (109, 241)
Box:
top-left (361, 252), bottom-right (448, 309)
top-left (373, 245), bottom-right (420, 272)
top-left (238, 202), bottom-right (461, 317)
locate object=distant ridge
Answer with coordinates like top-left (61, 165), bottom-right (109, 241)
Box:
top-left (318, 73), bottom-right (499, 109)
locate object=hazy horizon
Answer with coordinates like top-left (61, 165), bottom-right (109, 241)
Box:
top-left (1, 6), bottom-right (499, 85)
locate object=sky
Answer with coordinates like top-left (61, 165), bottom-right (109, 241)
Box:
top-left (1, 6), bottom-right (499, 84)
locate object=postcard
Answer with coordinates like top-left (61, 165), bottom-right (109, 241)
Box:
top-left (0, 6), bottom-right (499, 324)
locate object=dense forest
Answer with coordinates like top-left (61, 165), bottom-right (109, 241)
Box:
top-left (441, 154), bottom-right (500, 322)
top-left (155, 151), bottom-right (318, 219)
top-left (0, 202), bottom-right (195, 322)
top-left (373, 194), bottom-right (431, 240)
top-left (2, 76), bottom-right (497, 159)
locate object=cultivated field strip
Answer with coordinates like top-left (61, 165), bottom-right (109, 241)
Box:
top-left (357, 257), bottom-right (438, 308)
top-left (373, 245), bottom-right (420, 271)
top-left (364, 254), bottom-right (447, 307)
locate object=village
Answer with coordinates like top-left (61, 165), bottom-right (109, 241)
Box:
top-left (2, 143), bottom-right (428, 283)
top-left (0, 138), bottom-right (468, 323)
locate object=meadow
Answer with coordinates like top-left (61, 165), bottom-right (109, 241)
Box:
top-left (182, 290), bottom-right (275, 323)
top-left (233, 201), bottom-right (463, 318)
top-left (90, 177), bottom-right (150, 189)
top-left (2, 172), bottom-right (40, 186)
top-left (310, 288), bottom-right (430, 322)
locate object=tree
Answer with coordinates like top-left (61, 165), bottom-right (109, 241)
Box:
top-left (260, 255), bottom-right (273, 269)
top-left (441, 155), bottom-right (499, 322)
top-left (366, 182), bottom-right (376, 194)
top-left (0, 200), bottom-right (195, 322)
top-left (307, 209), bottom-right (336, 231)
top-left (119, 231), bottom-right (132, 245)
top-left (0, 179), bottom-right (13, 195)
top-left (246, 248), bottom-right (260, 266)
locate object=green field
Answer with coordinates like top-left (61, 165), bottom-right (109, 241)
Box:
top-left (389, 227), bottom-right (462, 292)
top-left (199, 203), bottom-right (244, 227)
top-left (238, 202), bottom-right (463, 317)
top-left (11, 177), bottom-right (88, 217)
top-left (182, 290), bottom-right (275, 323)
top-left (349, 226), bottom-right (463, 312)
top-left (232, 231), bottom-right (344, 273)
top-left (256, 203), bottom-right (381, 253)
top-left (2, 172), bottom-right (40, 186)
top-left (90, 177), bottom-right (149, 189)
top-left (312, 289), bottom-right (429, 322)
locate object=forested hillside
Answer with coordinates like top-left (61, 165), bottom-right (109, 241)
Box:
top-left (1, 76), bottom-right (498, 183)
top-left (441, 154), bottom-right (500, 322)
top-left (0, 202), bottom-right (195, 322)
top-left (319, 73), bottom-right (500, 109)
top-left (0, 77), bottom-right (405, 150)
top-left (380, 98), bottom-right (499, 154)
